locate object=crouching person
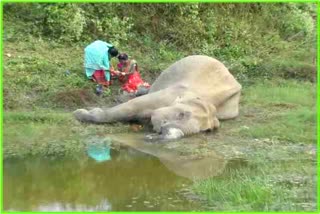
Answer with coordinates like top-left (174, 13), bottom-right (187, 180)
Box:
top-left (84, 40), bottom-right (119, 87)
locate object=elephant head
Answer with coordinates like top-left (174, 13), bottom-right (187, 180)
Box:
top-left (147, 97), bottom-right (219, 141)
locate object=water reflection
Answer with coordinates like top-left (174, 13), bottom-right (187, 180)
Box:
top-left (86, 137), bottom-right (112, 162)
top-left (37, 200), bottom-right (112, 211)
top-left (4, 133), bottom-right (230, 211)
top-left (4, 149), bottom-right (201, 211)
top-left (109, 133), bottom-right (227, 180)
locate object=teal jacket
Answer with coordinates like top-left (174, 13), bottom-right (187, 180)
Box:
top-left (84, 40), bottom-right (114, 80)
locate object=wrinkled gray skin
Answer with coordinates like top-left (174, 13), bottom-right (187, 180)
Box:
top-left (74, 55), bottom-right (242, 141)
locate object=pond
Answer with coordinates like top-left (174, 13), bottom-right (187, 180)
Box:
top-left (4, 134), bottom-right (223, 212)
top-left (4, 126), bottom-right (316, 211)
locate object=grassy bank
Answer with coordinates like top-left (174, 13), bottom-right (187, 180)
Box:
top-left (3, 38), bottom-right (176, 111)
top-left (3, 36), bottom-right (317, 212)
top-left (3, 110), bottom-right (130, 159)
top-left (3, 3), bottom-right (316, 111)
top-left (3, 3), bottom-right (317, 211)
top-left (3, 79), bottom-right (317, 211)
top-left (190, 80), bottom-right (316, 211)
top-left (5, 79), bottom-right (315, 158)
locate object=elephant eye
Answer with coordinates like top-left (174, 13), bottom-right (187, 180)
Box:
top-left (177, 111), bottom-right (192, 120)
top-left (177, 112), bottom-right (184, 120)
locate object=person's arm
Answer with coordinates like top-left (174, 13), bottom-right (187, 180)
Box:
top-left (126, 60), bottom-right (137, 75)
top-left (114, 63), bottom-right (122, 76)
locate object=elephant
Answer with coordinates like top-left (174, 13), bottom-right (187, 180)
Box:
top-left (74, 55), bottom-right (242, 141)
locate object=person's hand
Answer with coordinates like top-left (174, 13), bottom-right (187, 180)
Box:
top-left (121, 72), bottom-right (126, 76)
top-left (114, 70), bottom-right (120, 75)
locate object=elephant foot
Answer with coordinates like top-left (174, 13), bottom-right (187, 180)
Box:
top-left (73, 109), bottom-right (90, 122)
top-left (73, 108), bottom-right (105, 123)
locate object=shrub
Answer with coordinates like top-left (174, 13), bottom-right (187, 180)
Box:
top-left (44, 4), bottom-right (86, 42)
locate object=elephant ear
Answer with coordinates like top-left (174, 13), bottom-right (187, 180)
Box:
top-left (177, 111), bottom-right (192, 120)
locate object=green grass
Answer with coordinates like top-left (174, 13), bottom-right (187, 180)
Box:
top-left (193, 169), bottom-right (274, 211)
top-left (191, 79), bottom-right (316, 211)
top-left (4, 38), bottom-right (92, 110)
top-left (193, 159), bottom-right (316, 211)
top-left (3, 73), bottom-right (316, 212)
top-left (2, 33), bottom-right (316, 212)
top-left (3, 111), bottom-right (130, 159)
top-left (218, 80), bottom-right (316, 144)
top-left (242, 79), bottom-right (316, 107)
top-left (3, 37), bottom-right (181, 111)
top-left (3, 78), bottom-right (316, 211)
top-left (240, 107), bottom-right (316, 144)
top-left (241, 80), bottom-right (316, 144)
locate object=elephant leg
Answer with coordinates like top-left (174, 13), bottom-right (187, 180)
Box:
top-left (216, 91), bottom-right (241, 120)
top-left (73, 87), bottom-right (181, 124)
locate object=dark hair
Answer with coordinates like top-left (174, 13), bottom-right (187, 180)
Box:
top-left (108, 47), bottom-right (119, 57)
top-left (118, 53), bottom-right (128, 61)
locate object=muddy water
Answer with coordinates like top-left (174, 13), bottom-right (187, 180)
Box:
top-left (4, 149), bottom-right (203, 211)
top-left (4, 133), bottom-right (233, 211)
top-left (110, 133), bottom-right (227, 180)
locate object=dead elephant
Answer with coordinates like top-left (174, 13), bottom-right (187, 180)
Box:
top-left (74, 55), bottom-right (242, 141)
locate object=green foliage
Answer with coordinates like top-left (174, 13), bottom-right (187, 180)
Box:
top-left (3, 3), bottom-right (316, 110)
top-left (260, 3), bottom-right (315, 40)
top-left (3, 3), bottom-right (46, 40)
top-left (44, 4), bottom-right (86, 42)
top-left (100, 16), bottom-right (134, 47)
top-left (163, 4), bottom-right (207, 50)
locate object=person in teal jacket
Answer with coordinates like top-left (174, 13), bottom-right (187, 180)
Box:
top-left (84, 40), bottom-right (119, 86)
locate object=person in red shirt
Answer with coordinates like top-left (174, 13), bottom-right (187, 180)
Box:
top-left (113, 53), bottom-right (150, 95)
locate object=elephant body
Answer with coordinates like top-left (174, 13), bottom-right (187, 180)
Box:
top-left (74, 55), bottom-right (242, 140)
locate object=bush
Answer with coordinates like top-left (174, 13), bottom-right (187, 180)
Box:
top-left (44, 4), bottom-right (86, 42)
top-left (3, 3), bottom-right (316, 110)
